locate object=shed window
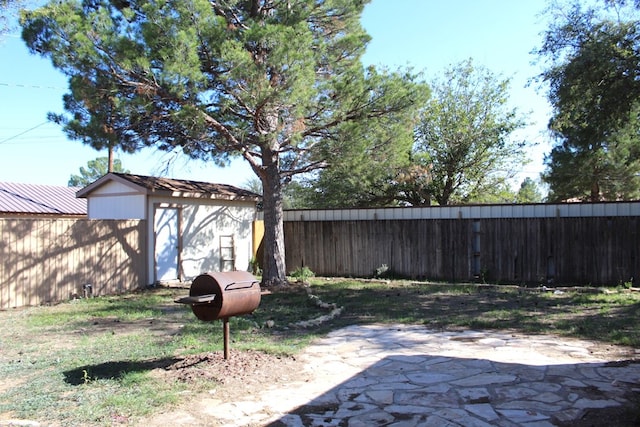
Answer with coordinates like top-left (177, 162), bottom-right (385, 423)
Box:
top-left (220, 235), bottom-right (235, 271)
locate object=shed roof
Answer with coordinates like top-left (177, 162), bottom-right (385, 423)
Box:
top-left (76, 173), bottom-right (261, 202)
top-left (0, 182), bottom-right (87, 216)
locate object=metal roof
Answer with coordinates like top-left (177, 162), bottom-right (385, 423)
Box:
top-left (77, 172), bottom-right (261, 201)
top-left (0, 182), bottom-right (87, 216)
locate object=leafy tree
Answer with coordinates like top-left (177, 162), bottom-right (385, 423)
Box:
top-left (536, 1), bottom-right (640, 201)
top-left (515, 177), bottom-right (544, 203)
top-left (22, 0), bottom-right (422, 286)
top-left (291, 87), bottom-right (428, 208)
top-left (241, 177), bottom-right (263, 197)
top-left (414, 59), bottom-right (529, 205)
top-left (390, 159), bottom-right (433, 206)
top-left (68, 156), bottom-right (129, 186)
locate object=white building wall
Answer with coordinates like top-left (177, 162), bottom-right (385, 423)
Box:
top-left (148, 196), bottom-right (256, 282)
top-left (85, 181), bottom-right (147, 220)
top-left (88, 194), bottom-right (147, 219)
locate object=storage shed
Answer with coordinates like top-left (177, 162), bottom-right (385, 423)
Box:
top-left (77, 173), bottom-right (260, 285)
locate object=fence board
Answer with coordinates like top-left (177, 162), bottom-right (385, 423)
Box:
top-left (0, 219), bottom-right (146, 309)
top-left (284, 217), bottom-right (640, 286)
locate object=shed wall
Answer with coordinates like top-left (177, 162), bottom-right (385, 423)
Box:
top-left (148, 197), bottom-right (256, 282)
top-left (88, 194), bottom-right (147, 219)
top-left (181, 201), bottom-right (255, 278)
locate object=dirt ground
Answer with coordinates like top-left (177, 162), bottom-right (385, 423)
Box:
top-left (150, 349), bottom-right (308, 402)
top-left (138, 349), bottom-right (309, 427)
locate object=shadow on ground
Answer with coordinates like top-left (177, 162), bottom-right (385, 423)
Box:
top-left (265, 353), bottom-right (640, 427)
top-left (63, 358), bottom-right (180, 385)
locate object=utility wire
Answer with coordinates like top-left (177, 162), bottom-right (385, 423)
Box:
top-left (0, 121), bottom-right (50, 145)
top-left (0, 82), bottom-right (65, 90)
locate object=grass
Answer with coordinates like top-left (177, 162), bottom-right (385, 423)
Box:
top-left (309, 279), bottom-right (640, 346)
top-left (1, 279), bottom-right (639, 425)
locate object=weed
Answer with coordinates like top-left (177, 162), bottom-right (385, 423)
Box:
top-left (289, 266), bottom-right (315, 283)
top-left (82, 369), bottom-right (92, 385)
top-left (374, 264), bottom-right (390, 279)
top-left (249, 256), bottom-right (262, 276)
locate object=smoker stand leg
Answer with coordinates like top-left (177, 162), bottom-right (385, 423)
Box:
top-left (223, 317), bottom-right (230, 360)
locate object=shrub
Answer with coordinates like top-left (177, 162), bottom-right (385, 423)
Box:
top-left (374, 264), bottom-right (390, 279)
top-left (289, 266), bottom-right (315, 283)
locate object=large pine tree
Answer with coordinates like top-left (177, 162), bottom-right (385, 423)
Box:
top-left (22, 0), bottom-right (422, 285)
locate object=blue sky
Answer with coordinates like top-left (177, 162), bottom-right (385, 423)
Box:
top-left (0, 0), bottom-right (551, 188)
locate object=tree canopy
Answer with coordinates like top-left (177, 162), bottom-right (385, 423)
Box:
top-left (413, 59), bottom-right (529, 205)
top-left (515, 177), bottom-right (544, 203)
top-left (287, 82), bottom-right (428, 208)
top-left (22, 0), bottom-right (423, 285)
top-left (285, 59), bottom-right (532, 208)
top-left (68, 156), bottom-right (129, 186)
top-left (536, 0), bottom-right (640, 201)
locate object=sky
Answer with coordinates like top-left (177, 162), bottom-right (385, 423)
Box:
top-left (0, 0), bottom-right (552, 188)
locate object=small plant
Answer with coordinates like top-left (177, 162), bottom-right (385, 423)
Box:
top-left (289, 266), bottom-right (315, 283)
top-left (249, 256), bottom-right (262, 276)
top-left (373, 264), bottom-right (390, 279)
top-left (82, 369), bottom-right (92, 385)
top-left (477, 266), bottom-right (489, 284)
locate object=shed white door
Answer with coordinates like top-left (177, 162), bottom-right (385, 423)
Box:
top-left (154, 207), bottom-right (180, 282)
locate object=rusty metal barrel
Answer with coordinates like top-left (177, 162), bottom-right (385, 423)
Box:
top-left (184, 271), bottom-right (261, 321)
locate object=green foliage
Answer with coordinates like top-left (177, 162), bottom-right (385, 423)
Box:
top-left (291, 58), bottom-right (532, 208)
top-left (68, 156), bottom-right (129, 186)
top-left (282, 180), bottom-right (311, 209)
top-left (21, 0), bottom-right (424, 285)
top-left (620, 280), bottom-right (634, 289)
top-left (515, 177), bottom-right (544, 203)
top-left (289, 266), bottom-right (315, 283)
top-left (536, 1), bottom-right (640, 201)
top-left (413, 59), bottom-right (529, 205)
top-left (242, 177), bottom-right (263, 197)
top-left (373, 263), bottom-right (391, 279)
top-left (291, 70), bottom-right (429, 208)
top-left (249, 256), bottom-right (262, 276)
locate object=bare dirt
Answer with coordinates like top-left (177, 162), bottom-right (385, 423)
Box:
top-left (138, 349), bottom-right (311, 427)
top-left (151, 349), bottom-right (307, 401)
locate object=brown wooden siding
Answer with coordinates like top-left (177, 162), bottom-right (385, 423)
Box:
top-left (0, 219), bottom-right (146, 309)
top-left (284, 217), bottom-right (640, 286)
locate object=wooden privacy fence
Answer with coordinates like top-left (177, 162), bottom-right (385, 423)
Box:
top-left (0, 219), bottom-right (146, 309)
top-left (284, 216), bottom-right (640, 286)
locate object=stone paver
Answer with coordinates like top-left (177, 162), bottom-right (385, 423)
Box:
top-left (173, 324), bottom-right (640, 426)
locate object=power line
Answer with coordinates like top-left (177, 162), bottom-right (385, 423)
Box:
top-left (0, 82), bottom-right (65, 90)
top-left (0, 121), bottom-right (50, 145)
top-left (0, 137), bottom-right (66, 145)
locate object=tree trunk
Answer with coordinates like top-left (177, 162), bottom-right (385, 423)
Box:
top-left (590, 179), bottom-right (600, 202)
top-left (108, 146), bottom-right (114, 173)
top-left (260, 150), bottom-right (288, 287)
